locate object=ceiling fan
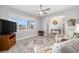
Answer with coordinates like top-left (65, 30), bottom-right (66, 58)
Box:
top-left (38, 5), bottom-right (50, 15)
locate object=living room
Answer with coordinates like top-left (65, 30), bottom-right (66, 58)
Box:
top-left (0, 5), bottom-right (79, 53)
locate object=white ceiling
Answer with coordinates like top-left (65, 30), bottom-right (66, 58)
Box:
top-left (5, 5), bottom-right (76, 17)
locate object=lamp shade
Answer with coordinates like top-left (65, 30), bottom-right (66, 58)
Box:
top-left (74, 24), bottom-right (79, 33)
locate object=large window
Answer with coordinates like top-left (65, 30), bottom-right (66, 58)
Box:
top-left (9, 14), bottom-right (35, 32)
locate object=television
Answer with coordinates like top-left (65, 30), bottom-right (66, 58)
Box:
top-left (0, 19), bottom-right (16, 35)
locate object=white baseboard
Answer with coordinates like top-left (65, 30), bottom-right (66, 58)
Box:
top-left (16, 34), bottom-right (38, 41)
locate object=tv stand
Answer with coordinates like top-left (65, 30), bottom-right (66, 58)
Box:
top-left (0, 33), bottom-right (16, 51)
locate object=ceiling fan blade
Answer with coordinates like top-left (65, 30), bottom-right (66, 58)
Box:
top-left (43, 11), bottom-right (47, 14)
top-left (43, 8), bottom-right (50, 11)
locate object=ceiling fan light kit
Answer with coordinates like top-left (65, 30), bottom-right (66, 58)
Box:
top-left (39, 11), bottom-right (43, 15)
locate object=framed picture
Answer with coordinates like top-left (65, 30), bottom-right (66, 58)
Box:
top-left (68, 18), bottom-right (76, 26)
